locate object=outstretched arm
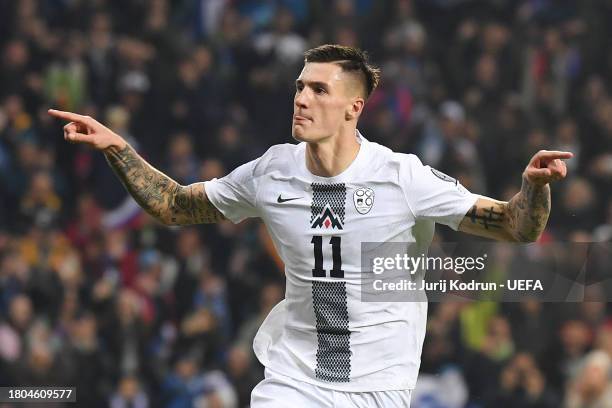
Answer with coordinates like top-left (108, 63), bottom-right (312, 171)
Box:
top-left (48, 109), bottom-right (224, 225)
top-left (458, 150), bottom-right (572, 242)
top-left (104, 144), bottom-right (223, 225)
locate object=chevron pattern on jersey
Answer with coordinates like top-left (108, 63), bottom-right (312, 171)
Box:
top-left (312, 281), bottom-right (351, 382)
top-left (310, 183), bottom-right (346, 229)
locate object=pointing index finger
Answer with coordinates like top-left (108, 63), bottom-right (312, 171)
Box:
top-left (536, 150), bottom-right (574, 160)
top-left (48, 109), bottom-right (86, 123)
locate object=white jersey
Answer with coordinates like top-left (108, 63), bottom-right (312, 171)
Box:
top-left (204, 133), bottom-right (478, 392)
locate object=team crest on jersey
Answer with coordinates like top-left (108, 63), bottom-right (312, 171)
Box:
top-left (311, 183), bottom-right (346, 229)
top-left (353, 187), bottom-right (374, 214)
top-left (430, 168), bottom-right (457, 185)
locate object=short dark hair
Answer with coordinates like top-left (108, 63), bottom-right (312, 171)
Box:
top-left (303, 44), bottom-right (381, 99)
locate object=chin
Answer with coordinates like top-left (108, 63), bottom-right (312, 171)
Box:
top-left (292, 133), bottom-right (307, 142)
top-left (292, 126), bottom-right (324, 143)
top-left (292, 127), bottom-right (309, 142)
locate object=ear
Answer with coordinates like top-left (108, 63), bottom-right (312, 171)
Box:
top-left (345, 98), bottom-right (365, 121)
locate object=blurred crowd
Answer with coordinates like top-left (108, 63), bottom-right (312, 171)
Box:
top-left (0, 0), bottom-right (611, 407)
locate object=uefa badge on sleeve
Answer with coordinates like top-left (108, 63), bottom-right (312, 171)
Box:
top-left (353, 187), bottom-right (374, 214)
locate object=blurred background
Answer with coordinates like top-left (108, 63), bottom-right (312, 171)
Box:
top-left (0, 0), bottom-right (611, 407)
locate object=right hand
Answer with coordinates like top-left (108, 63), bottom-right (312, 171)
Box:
top-left (48, 109), bottom-right (126, 150)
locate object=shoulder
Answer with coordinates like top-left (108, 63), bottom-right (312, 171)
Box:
top-left (364, 140), bottom-right (425, 181)
top-left (251, 143), bottom-right (302, 177)
top-left (393, 151), bottom-right (426, 177)
top-left (261, 143), bottom-right (300, 158)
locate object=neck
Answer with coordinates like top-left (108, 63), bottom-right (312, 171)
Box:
top-left (305, 128), bottom-right (360, 177)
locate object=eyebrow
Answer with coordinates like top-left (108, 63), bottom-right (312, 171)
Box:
top-left (295, 79), bottom-right (330, 92)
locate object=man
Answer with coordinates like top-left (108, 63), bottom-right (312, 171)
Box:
top-left (49, 44), bottom-right (571, 407)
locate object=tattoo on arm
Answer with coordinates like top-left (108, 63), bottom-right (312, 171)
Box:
top-left (170, 183), bottom-right (225, 224)
top-left (104, 144), bottom-right (224, 225)
top-left (466, 205), bottom-right (504, 230)
top-left (506, 177), bottom-right (551, 242)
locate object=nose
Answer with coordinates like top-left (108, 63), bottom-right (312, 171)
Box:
top-left (294, 89), bottom-right (308, 109)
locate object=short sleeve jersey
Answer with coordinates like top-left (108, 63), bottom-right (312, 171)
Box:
top-left (205, 133), bottom-right (478, 391)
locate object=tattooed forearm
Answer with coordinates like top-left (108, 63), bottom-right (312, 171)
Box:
top-left (466, 205), bottom-right (504, 230)
top-left (459, 178), bottom-right (551, 242)
top-left (104, 144), bottom-right (224, 225)
top-left (461, 202), bottom-right (517, 241)
top-left (506, 177), bottom-right (551, 242)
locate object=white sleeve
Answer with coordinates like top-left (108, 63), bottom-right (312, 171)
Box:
top-left (399, 154), bottom-right (479, 230)
top-left (204, 157), bottom-right (262, 224)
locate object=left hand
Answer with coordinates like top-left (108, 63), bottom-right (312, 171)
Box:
top-left (523, 150), bottom-right (573, 186)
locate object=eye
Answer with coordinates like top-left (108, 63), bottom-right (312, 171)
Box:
top-left (296, 83), bottom-right (304, 92)
top-left (315, 87), bottom-right (326, 95)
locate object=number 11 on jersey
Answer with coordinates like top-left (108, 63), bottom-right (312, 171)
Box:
top-left (311, 236), bottom-right (344, 278)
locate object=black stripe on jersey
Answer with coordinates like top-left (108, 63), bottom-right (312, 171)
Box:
top-left (310, 183), bottom-right (346, 229)
top-left (312, 281), bottom-right (351, 382)
top-left (310, 183), bottom-right (351, 381)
